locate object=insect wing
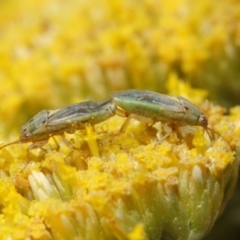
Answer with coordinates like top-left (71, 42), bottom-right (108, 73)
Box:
top-left (46, 99), bottom-right (115, 128)
top-left (176, 97), bottom-right (204, 125)
top-left (112, 90), bottom-right (186, 122)
top-left (47, 102), bottom-right (96, 126)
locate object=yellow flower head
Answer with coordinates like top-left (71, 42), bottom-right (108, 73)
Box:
top-left (0, 80), bottom-right (239, 239)
top-left (0, 0), bottom-right (240, 239)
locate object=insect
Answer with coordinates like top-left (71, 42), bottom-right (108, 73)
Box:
top-left (0, 98), bottom-right (116, 151)
top-left (110, 89), bottom-right (209, 132)
top-left (110, 89), bottom-right (231, 149)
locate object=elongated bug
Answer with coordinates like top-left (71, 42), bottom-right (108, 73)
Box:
top-left (110, 89), bottom-right (231, 148)
top-left (0, 98), bottom-right (116, 151)
top-left (110, 89), bottom-right (208, 132)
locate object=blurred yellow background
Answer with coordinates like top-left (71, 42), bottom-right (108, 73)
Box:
top-left (1, 0), bottom-right (240, 132)
top-left (0, 0), bottom-right (240, 239)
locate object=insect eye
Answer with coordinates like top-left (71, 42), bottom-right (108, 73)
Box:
top-left (20, 131), bottom-right (32, 141)
top-left (199, 114), bottom-right (208, 127)
top-left (25, 133), bottom-right (31, 140)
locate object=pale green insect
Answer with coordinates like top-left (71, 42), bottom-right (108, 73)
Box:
top-left (110, 89), bottom-right (208, 132)
top-left (0, 98), bottom-right (116, 151)
top-left (111, 89), bottom-right (232, 148)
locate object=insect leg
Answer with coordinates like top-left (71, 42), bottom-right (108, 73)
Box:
top-left (115, 107), bottom-right (155, 133)
top-left (51, 136), bottom-right (61, 150)
top-left (119, 115), bottom-right (132, 133)
top-left (114, 107), bottom-right (131, 133)
top-left (26, 139), bottom-right (48, 159)
top-left (155, 123), bottom-right (173, 144)
top-left (27, 140), bottom-right (48, 151)
top-left (61, 135), bottom-right (80, 150)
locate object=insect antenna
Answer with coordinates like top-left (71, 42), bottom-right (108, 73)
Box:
top-left (204, 126), bottom-right (232, 150)
top-left (0, 139), bottom-right (21, 150)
